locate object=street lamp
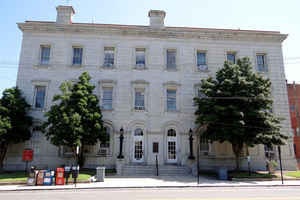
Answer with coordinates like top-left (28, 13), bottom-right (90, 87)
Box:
top-left (188, 128), bottom-right (195, 160)
top-left (117, 127), bottom-right (124, 159)
top-left (278, 146), bottom-right (284, 184)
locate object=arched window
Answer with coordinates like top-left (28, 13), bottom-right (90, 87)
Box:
top-left (167, 129), bottom-right (176, 137)
top-left (134, 128), bottom-right (143, 136)
top-left (100, 126), bottom-right (110, 148)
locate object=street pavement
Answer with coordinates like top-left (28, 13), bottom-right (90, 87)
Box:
top-left (0, 187), bottom-right (300, 200)
top-left (1, 175), bottom-right (300, 191)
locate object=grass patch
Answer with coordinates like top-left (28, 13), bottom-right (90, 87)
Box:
top-left (285, 171), bottom-right (300, 178)
top-left (0, 171), bottom-right (27, 182)
top-left (229, 171), bottom-right (277, 179)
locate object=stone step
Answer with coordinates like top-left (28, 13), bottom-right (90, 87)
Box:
top-left (122, 165), bottom-right (190, 176)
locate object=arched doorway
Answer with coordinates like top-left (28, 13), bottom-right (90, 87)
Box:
top-left (133, 128), bottom-right (144, 163)
top-left (167, 128), bottom-right (177, 163)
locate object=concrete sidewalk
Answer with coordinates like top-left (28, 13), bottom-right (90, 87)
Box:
top-left (1, 175), bottom-right (300, 191)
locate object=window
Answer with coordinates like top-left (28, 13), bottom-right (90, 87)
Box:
top-left (134, 128), bottom-right (143, 136)
top-left (264, 145), bottom-right (275, 159)
top-left (40, 46), bottom-right (50, 65)
top-left (63, 146), bottom-right (73, 157)
top-left (197, 88), bottom-right (206, 98)
top-left (257, 54), bottom-right (267, 72)
top-left (104, 47), bottom-right (115, 67)
top-left (227, 52), bottom-right (236, 64)
top-left (135, 90), bottom-right (145, 110)
top-left (290, 104), bottom-right (295, 112)
top-left (167, 129), bottom-right (176, 137)
top-left (167, 49), bottom-right (176, 69)
top-left (167, 89), bottom-right (176, 111)
top-left (100, 127), bottom-right (110, 148)
top-left (200, 138), bottom-right (209, 154)
top-left (136, 48), bottom-right (146, 68)
top-left (31, 131), bottom-right (41, 143)
top-left (102, 88), bottom-right (113, 110)
top-left (197, 51), bottom-right (207, 70)
top-left (72, 47), bottom-right (83, 65)
top-left (35, 86), bottom-right (46, 109)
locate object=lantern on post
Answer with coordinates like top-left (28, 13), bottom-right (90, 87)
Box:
top-left (188, 129), bottom-right (195, 159)
top-left (117, 127), bottom-right (124, 159)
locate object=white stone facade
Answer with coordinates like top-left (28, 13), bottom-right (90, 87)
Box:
top-left (4, 6), bottom-right (297, 171)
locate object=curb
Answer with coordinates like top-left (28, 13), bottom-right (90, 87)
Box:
top-left (0, 181), bottom-right (89, 186)
top-left (231, 178), bottom-right (300, 181)
top-left (1, 184), bottom-right (300, 192)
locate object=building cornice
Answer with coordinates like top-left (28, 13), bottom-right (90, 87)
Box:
top-left (17, 21), bottom-right (288, 43)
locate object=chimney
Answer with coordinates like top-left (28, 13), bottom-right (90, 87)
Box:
top-left (148, 10), bottom-right (166, 29)
top-left (56, 6), bottom-right (75, 24)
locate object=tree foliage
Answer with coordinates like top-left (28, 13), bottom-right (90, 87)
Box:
top-left (194, 57), bottom-right (287, 170)
top-left (0, 87), bottom-right (33, 169)
top-left (42, 72), bottom-right (106, 167)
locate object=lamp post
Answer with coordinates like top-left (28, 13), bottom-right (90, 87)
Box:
top-left (188, 129), bottom-right (195, 160)
top-left (278, 146), bottom-right (284, 185)
top-left (117, 127), bottom-right (124, 159)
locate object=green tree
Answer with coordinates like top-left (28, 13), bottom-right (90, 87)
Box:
top-left (0, 87), bottom-right (33, 170)
top-left (194, 57), bottom-right (287, 170)
top-left (42, 72), bottom-right (107, 167)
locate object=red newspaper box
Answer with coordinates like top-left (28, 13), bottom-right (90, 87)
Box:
top-left (56, 168), bottom-right (65, 185)
top-left (36, 170), bottom-right (45, 185)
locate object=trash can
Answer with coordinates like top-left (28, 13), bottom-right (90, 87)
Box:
top-left (96, 166), bottom-right (105, 182)
top-left (56, 168), bottom-right (65, 185)
top-left (27, 166), bottom-right (37, 186)
top-left (218, 167), bottom-right (228, 180)
top-left (43, 170), bottom-right (54, 185)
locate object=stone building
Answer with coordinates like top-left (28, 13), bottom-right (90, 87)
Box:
top-left (4, 5), bottom-right (297, 173)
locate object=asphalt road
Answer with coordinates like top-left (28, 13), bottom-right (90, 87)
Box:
top-left (0, 187), bottom-right (300, 200)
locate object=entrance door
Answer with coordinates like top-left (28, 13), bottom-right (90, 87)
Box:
top-left (167, 129), bottom-right (177, 163)
top-left (133, 128), bottom-right (144, 163)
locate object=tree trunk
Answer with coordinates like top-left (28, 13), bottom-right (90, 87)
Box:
top-left (0, 142), bottom-right (8, 171)
top-left (78, 144), bottom-right (85, 168)
top-left (232, 143), bottom-right (244, 171)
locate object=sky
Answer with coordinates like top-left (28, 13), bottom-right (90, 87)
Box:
top-left (0, 0), bottom-right (300, 94)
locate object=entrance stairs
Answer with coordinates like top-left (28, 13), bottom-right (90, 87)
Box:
top-left (122, 164), bottom-right (191, 176)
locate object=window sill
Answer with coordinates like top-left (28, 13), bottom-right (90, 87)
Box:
top-left (31, 107), bottom-right (46, 112)
top-left (102, 109), bottom-right (114, 112)
top-left (70, 64), bottom-right (84, 68)
top-left (101, 65), bottom-right (116, 69)
top-left (133, 108), bottom-right (146, 112)
top-left (257, 70), bottom-right (269, 74)
top-left (196, 69), bottom-right (210, 73)
top-left (133, 66), bottom-right (147, 70)
top-left (165, 110), bottom-right (180, 113)
top-left (34, 64), bottom-right (51, 68)
top-left (165, 68), bottom-right (178, 72)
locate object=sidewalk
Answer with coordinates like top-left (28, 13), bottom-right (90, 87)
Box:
top-left (1, 175), bottom-right (300, 191)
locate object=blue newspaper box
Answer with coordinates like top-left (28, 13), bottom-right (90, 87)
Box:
top-left (43, 170), bottom-right (53, 185)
